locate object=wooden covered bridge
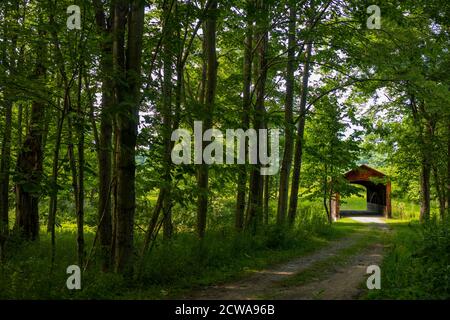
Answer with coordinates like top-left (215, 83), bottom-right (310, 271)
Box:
top-left (331, 165), bottom-right (392, 220)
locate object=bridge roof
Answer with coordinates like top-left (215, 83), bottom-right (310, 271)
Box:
top-left (344, 164), bottom-right (387, 183)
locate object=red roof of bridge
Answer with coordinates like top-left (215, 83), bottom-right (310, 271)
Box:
top-left (344, 165), bottom-right (387, 183)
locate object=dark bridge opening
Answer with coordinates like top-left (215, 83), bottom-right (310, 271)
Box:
top-left (331, 165), bottom-right (392, 220)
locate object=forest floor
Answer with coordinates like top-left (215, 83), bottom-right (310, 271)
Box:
top-left (183, 217), bottom-right (390, 300)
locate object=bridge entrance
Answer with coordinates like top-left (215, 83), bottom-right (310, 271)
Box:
top-left (331, 165), bottom-right (391, 220)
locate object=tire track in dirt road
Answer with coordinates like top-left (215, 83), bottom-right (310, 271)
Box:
top-left (184, 217), bottom-right (390, 300)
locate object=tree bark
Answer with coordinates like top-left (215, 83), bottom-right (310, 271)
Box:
top-left (93, 0), bottom-right (114, 272)
top-left (447, 121), bottom-right (450, 218)
top-left (245, 0), bottom-right (269, 232)
top-left (235, 1), bottom-right (253, 232)
top-left (0, 99), bottom-right (12, 257)
top-left (263, 175), bottom-right (270, 225)
top-left (161, 0), bottom-right (175, 240)
top-left (113, 0), bottom-right (145, 275)
top-left (76, 65), bottom-right (85, 267)
top-left (419, 115), bottom-right (433, 222)
top-left (420, 157), bottom-right (431, 222)
top-left (277, 3), bottom-right (296, 225)
top-left (15, 28), bottom-right (46, 241)
top-left (432, 165), bottom-right (445, 220)
top-left (196, 0), bottom-right (218, 239)
top-left (47, 89), bottom-right (67, 245)
top-left (287, 41), bottom-right (312, 225)
top-left (1, 6), bottom-right (18, 257)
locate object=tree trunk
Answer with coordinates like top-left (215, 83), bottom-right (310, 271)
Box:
top-left (93, 0), bottom-right (114, 272)
top-left (277, 4), bottom-right (296, 225)
top-left (161, 0), bottom-right (175, 240)
top-left (76, 65), bottom-right (85, 267)
top-left (447, 121), bottom-right (450, 218)
top-left (15, 29), bottom-right (46, 241)
top-left (113, 0), bottom-right (145, 275)
top-left (0, 99), bottom-right (12, 258)
top-left (420, 157), bottom-right (431, 222)
top-left (263, 175), bottom-right (270, 225)
top-left (287, 41), bottom-right (312, 225)
top-left (432, 165), bottom-right (446, 220)
top-left (1, 8), bottom-right (18, 257)
top-left (419, 116), bottom-right (434, 222)
top-left (142, 189), bottom-right (165, 256)
top-left (196, 0), bottom-right (218, 239)
top-left (47, 89), bottom-right (67, 246)
top-left (245, 0), bottom-right (269, 232)
top-left (235, 1), bottom-right (253, 232)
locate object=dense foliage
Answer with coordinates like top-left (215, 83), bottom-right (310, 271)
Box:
top-left (0, 0), bottom-right (449, 299)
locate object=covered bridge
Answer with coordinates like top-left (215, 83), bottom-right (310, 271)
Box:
top-left (331, 165), bottom-right (391, 221)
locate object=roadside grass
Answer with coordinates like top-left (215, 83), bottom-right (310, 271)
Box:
top-left (365, 218), bottom-right (450, 300)
top-left (0, 217), bottom-right (364, 299)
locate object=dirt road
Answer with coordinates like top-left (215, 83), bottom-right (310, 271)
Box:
top-left (185, 217), bottom-right (389, 300)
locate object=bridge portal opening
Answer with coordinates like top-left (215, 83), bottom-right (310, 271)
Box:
top-left (331, 165), bottom-right (391, 220)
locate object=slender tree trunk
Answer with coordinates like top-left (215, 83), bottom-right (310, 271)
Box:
top-left (419, 117), bottom-right (434, 222)
top-left (0, 99), bottom-right (12, 259)
top-left (142, 189), bottom-right (165, 255)
top-left (322, 165), bottom-right (332, 224)
top-left (17, 104), bottom-right (23, 147)
top-left (447, 121), bottom-right (450, 217)
top-left (47, 90), bottom-right (68, 246)
top-left (420, 158), bottom-right (431, 222)
top-left (263, 175), bottom-right (270, 225)
top-left (76, 65), bottom-right (85, 267)
top-left (432, 165), bottom-right (446, 220)
top-left (235, 1), bottom-right (253, 232)
top-left (277, 4), bottom-right (296, 225)
top-left (161, 0), bottom-right (175, 240)
top-left (245, 0), bottom-right (269, 232)
top-left (15, 103), bottom-right (27, 232)
top-left (93, 0), bottom-right (114, 272)
top-left (47, 9), bottom-right (76, 257)
top-left (288, 41), bottom-right (312, 225)
top-left (196, 0), bottom-right (218, 239)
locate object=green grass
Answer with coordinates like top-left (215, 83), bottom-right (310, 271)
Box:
top-left (365, 218), bottom-right (450, 299)
top-left (5, 204), bottom-right (447, 300)
top-left (0, 217), bottom-right (363, 299)
top-left (339, 195), bottom-right (429, 220)
top-left (340, 195), bottom-right (367, 211)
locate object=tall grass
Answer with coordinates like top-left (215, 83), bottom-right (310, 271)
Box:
top-left (367, 219), bottom-right (450, 299)
top-left (0, 202), bottom-right (343, 299)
